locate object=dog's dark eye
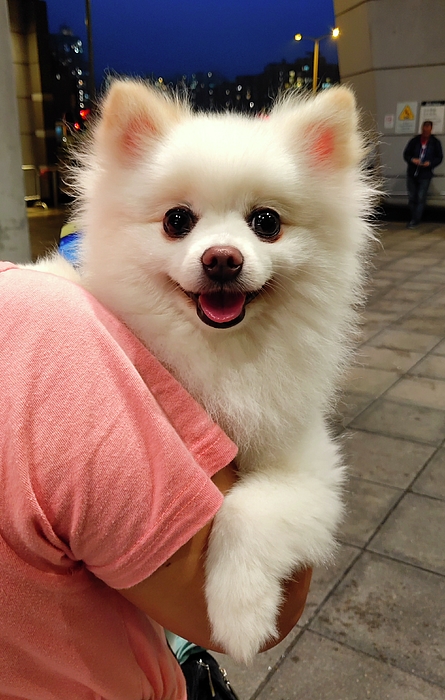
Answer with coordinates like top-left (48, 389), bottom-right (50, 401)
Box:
top-left (163, 208), bottom-right (196, 238)
top-left (248, 209), bottom-right (281, 241)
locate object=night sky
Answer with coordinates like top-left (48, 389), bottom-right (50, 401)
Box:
top-left (44, 0), bottom-right (338, 86)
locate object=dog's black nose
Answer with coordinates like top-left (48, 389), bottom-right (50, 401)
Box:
top-left (201, 246), bottom-right (244, 283)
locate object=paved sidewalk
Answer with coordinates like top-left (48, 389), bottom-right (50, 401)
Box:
top-left (214, 219), bottom-right (445, 700)
top-left (29, 210), bottom-right (445, 699)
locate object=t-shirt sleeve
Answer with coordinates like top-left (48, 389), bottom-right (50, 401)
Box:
top-left (0, 267), bottom-right (238, 589)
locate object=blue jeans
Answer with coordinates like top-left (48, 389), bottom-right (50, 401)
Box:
top-left (406, 176), bottom-right (431, 224)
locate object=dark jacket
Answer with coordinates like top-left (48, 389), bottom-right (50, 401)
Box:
top-left (403, 134), bottom-right (443, 179)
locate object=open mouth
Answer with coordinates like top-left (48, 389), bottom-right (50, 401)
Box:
top-left (184, 289), bottom-right (262, 328)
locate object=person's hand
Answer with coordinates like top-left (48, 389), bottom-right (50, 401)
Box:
top-left (116, 463), bottom-right (238, 650)
top-left (422, 160), bottom-right (430, 167)
top-left (116, 462), bottom-right (312, 652)
top-left (411, 158), bottom-right (421, 165)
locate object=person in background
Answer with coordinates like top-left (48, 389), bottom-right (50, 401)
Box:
top-left (403, 120), bottom-right (443, 229)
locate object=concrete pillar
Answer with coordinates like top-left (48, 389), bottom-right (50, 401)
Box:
top-left (0, 0), bottom-right (31, 262)
top-left (334, 0), bottom-right (445, 206)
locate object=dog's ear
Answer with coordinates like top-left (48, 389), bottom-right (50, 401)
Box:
top-left (272, 86), bottom-right (364, 171)
top-left (94, 80), bottom-right (188, 166)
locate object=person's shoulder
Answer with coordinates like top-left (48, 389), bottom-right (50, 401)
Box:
top-left (404, 134), bottom-right (418, 148)
top-left (1, 264), bottom-right (89, 314)
top-left (0, 263), bottom-right (122, 342)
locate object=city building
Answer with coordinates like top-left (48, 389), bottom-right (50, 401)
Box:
top-left (7, 0), bottom-right (57, 194)
top-left (50, 24), bottom-right (91, 139)
top-left (6, 0), bottom-right (91, 208)
top-left (334, 0), bottom-right (445, 207)
top-left (171, 56), bottom-right (339, 112)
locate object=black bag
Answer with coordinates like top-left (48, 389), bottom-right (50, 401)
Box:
top-left (181, 650), bottom-right (240, 700)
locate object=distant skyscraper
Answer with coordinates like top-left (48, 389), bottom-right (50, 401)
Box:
top-left (51, 25), bottom-right (90, 130)
top-left (173, 56), bottom-right (339, 112)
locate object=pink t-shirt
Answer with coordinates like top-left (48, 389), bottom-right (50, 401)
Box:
top-left (0, 263), bottom-right (238, 700)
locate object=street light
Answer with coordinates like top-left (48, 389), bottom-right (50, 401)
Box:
top-left (85, 0), bottom-right (95, 102)
top-left (294, 28), bottom-right (340, 93)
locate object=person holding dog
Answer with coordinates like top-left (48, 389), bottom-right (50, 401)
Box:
top-left (0, 261), bottom-right (311, 699)
top-left (403, 120), bottom-right (443, 228)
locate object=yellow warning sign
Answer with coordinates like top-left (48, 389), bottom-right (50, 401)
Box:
top-left (396, 102), bottom-right (417, 134)
top-left (398, 105), bottom-right (415, 121)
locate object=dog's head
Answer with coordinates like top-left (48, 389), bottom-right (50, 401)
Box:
top-left (77, 80), bottom-right (371, 350)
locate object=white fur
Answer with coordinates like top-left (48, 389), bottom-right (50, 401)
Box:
top-left (32, 81), bottom-right (375, 663)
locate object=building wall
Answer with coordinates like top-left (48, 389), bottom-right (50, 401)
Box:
top-left (8, 0), bottom-right (56, 174)
top-left (0, 0), bottom-right (31, 261)
top-left (334, 0), bottom-right (445, 205)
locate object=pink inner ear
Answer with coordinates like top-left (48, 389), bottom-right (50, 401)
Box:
top-left (310, 127), bottom-right (335, 163)
top-left (122, 114), bottom-right (156, 157)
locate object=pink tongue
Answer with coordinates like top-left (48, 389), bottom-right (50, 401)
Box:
top-left (199, 291), bottom-right (246, 323)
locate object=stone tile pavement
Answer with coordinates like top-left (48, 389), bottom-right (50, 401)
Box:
top-left (28, 208), bottom-right (445, 699)
top-left (214, 219), bottom-right (445, 700)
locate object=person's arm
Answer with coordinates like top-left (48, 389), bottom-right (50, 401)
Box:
top-left (117, 462), bottom-right (312, 652)
top-left (430, 138), bottom-right (443, 169)
top-left (3, 267), bottom-right (309, 653)
top-left (403, 137), bottom-right (416, 165)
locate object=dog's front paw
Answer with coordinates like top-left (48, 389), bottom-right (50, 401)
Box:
top-left (204, 491), bottom-right (290, 663)
top-left (205, 534), bottom-right (283, 664)
top-left (204, 460), bottom-right (344, 662)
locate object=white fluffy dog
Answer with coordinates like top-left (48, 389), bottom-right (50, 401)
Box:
top-left (34, 80), bottom-right (374, 663)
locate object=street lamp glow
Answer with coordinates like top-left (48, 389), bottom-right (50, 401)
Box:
top-left (293, 28), bottom-right (340, 93)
